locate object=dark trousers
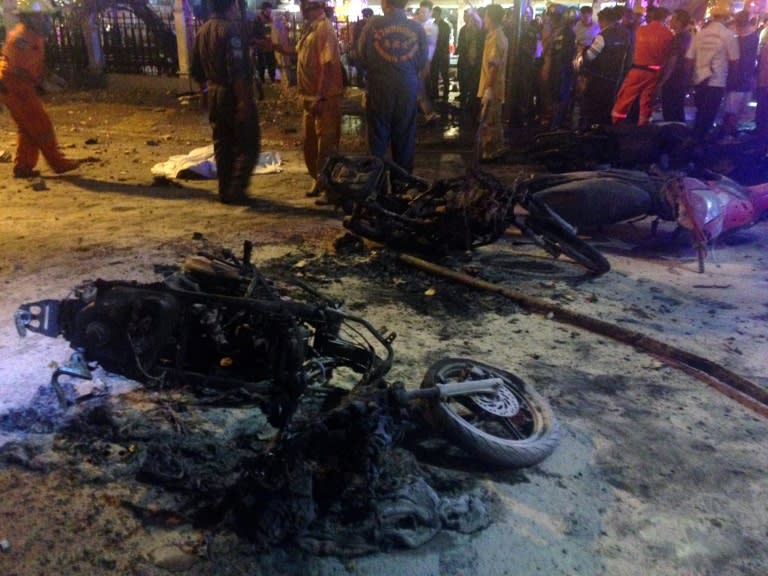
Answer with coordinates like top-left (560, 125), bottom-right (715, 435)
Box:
top-left (366, 89), bottom-right (418, 173)
top-left (693, 83), bottom-right (724, 139)
top-left (430, 53), bottom-right (450, 101)
top-left (209, 87), bottom-right (261, 203)
top-left (661, 83), bottom-right (687, 123)
top-left (257, 51), bottom-right (277, 82)
top-left (457, 62), bottom-right (480, 111)
top-left (581, 77), bottom-right (617, 128)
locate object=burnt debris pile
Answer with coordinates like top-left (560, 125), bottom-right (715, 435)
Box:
top-left (1, 245), bottom-right (513, 556)
top-left (1, 375), bottom-right (495, 555)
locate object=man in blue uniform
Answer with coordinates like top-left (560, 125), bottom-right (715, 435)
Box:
top-left (357, 0), bottom-right (428, 172)
top-left (191, 0), bottom-right (260, 204)
top-left (580, 7), bottom-right (631, 128)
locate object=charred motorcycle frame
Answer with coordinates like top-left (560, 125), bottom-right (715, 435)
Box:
top-left (15, 242), bottom-right (560, 469)
top-left (319, 155), bottom-right (611, 275)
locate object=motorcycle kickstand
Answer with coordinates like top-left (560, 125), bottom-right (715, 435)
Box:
top-left (50, 349), bottom-right (93, 407)
top-left (696, 243), bottom-right (707, 273)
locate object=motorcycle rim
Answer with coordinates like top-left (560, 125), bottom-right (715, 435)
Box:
top-left (420, 358), bottom-right (560, 468)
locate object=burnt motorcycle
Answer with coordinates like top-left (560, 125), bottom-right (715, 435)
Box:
top-left (525, 122), bottom-right (695, 173)
top-left (14, 242), bottom-right (560, 469)
top-left (522, 169), bottom-right (768, 272)
top-left (525, 123), bottom-right (768, 185)
top-left (318, 155), bottom-right (611, 275)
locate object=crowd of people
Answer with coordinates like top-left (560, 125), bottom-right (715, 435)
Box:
top-left (512, 1), bottom-right (767, 144)
top-left (240, 0), bottom-right (768, 206)
top-left (3, 0), bottom-right (768, 205)
top-left (7, 0), bottom-right (748, 208)
top-left (190, 0), bottom-right (461, 203)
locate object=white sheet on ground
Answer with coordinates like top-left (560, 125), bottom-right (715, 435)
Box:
top-left (151, 145), bottom-right (282, 179)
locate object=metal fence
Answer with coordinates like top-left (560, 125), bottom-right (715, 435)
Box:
top-left (11, 10), bottom-right (360, 78)
top-left (98, 10), bottom-right (178, 74)
top-left (44, 10), bottom-right (180, 75)
top-left (46, 14), bottom-right (90, 74)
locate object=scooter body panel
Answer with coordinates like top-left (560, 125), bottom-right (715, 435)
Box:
top-left (678, 177), bottom-right (757, 241)
top-left (533, 178), bottom-right (655, 229)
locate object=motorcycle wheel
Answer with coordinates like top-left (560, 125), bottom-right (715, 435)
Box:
top-left (525, 217), bottom-right (611, 275)
top-left (420, 358), bottom-right (560, 468)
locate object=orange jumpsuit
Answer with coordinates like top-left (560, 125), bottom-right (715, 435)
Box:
top-left (611, 20), bottom-right (673, 126)
top-left (0, 22), bottom-right (77, 176)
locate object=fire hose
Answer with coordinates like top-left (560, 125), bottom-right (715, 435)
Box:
top-left (398, 253), bottom-right (768, 418)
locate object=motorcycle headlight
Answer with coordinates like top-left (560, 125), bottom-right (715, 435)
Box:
top-left (674, 178), bottom-right (728, 241)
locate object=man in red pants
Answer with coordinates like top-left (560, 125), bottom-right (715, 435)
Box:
top-left (0, 0), bottom-right (80, 178)
top-left (611, 7), bottom-right (673, 126)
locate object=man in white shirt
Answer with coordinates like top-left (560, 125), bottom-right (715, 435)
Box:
top-left (417, 0), bottom-right (438, 61)
top-left (574, 6), bottom-right (600, 50)
top-left (685, 1), bottom-right (739, 139)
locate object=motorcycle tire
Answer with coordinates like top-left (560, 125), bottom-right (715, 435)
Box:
top-left (420, 358), bottom-right (560, 468)
top-left (524, 217), bottom-right (611, 276)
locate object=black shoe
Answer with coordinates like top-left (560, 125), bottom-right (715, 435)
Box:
top-left (306, 183), bottom-right (322, 197)
top-left (219, 193), bottom-right (249, 205)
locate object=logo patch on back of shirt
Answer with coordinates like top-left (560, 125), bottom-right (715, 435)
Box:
top-left (373, 25), bottom-right (419, 63)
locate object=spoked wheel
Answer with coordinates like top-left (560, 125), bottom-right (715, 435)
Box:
top-left (525, 217), bottom-right (611, 276)
top-left (420, 358), bottom-right (560, 468)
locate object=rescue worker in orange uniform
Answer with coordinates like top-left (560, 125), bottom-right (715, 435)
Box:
top-left (0, 0), bottom-right (80, 178)
top-left (611, 7), bottom-right (673, 126)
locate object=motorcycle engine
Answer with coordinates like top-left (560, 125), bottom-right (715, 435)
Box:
top-left (61, 281), bottom-right (180, 381)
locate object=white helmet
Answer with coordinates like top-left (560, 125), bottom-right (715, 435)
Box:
top-left (16, 0), bottom-right (55, 14)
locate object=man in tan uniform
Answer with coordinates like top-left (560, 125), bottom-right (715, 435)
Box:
top-left (296, 0), bottom-right (344, 197)
top-left (477, 3), bottom-right (508, 162)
